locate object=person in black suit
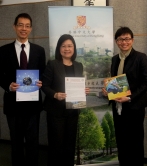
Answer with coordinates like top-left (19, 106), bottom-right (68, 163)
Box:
top-left (103, 27), bottom-right (147, 166)
top-left (0, 13), bottom-right (46, 166)
top-left (42, 34), bottom-right (89, 166)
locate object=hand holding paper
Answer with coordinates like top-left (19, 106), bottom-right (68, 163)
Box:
top-left (103, 74), bottom-right (131, 100)
top-left (16, 70), bottom-right (39, 101)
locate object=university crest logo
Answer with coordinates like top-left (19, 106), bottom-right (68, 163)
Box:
top-left (77, 16), bottom-right (86, 27)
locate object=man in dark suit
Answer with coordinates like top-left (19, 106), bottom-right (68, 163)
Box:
top-left (0, 13), bottom-right (46, 166)
top-left (110, 27), bottom-right (147, 166)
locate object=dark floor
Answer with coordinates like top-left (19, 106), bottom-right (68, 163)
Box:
top-left (0, 139), bottom-right (48, 166)
top-left (0, 140), bottom-right (147, 166)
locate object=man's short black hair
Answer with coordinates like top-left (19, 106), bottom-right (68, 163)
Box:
top-left (115, 27), bottom-right (133, 40)
top-left (14, 13), bottom-right (32, 26)
top-left (55, 34), bottom-right (77, 61)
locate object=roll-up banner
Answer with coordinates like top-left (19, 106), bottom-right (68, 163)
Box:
top-left (48, 6), bottom-right (118, 165)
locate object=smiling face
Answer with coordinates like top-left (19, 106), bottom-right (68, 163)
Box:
top-left (60, 39), bottom-right (74, 60)
top-left (116, 33), bottom-right (134, 54)
top-left (13, 17), bottom-right (32, 43)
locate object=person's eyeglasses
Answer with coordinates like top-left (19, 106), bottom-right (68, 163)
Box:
top-left (116, 38), bottom-right (132, 43)
top-left (16, 24), bottom-right (31, 29)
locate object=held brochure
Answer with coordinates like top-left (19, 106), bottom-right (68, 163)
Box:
top-left (16, 70), bottom-right (39, 101)
top-left (65, 77), bottom-right (86, 109)
top-left (103, 74), bottom-right (131, 100)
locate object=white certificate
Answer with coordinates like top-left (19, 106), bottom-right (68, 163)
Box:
top-left (65, 77), bottom-right (86, 109)
top-left (16, 70), bottom-right (39, 101)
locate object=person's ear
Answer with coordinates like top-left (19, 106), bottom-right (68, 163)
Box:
top-left (132, 38), bottom-right (134, 43)
top-left (13, 25), bottom-right (16, 32)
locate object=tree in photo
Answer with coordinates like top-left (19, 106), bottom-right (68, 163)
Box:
top-left (104, 111), bottom-right (116, 154)
top-left (76, 107), bottom-right (105, 165)
top-left (101, 117), bottom-right (110, 155)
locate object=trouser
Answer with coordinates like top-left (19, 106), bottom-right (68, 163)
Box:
top-left (113, 107), bottom-right (145, 166)
top-left (47, 110), bottom-right (79, 166)
top-left (6, 113), bottom-right (40, 166)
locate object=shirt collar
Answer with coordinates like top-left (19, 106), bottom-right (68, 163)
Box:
top-left (15, 39), bottom-right (29, 48)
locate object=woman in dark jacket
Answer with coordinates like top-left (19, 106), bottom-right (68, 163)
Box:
top-left (42, 34), bottom-right (89, 166)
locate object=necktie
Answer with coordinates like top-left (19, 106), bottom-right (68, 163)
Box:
top-left (20, 44), bottom-right (27, 69)
top-left (116, 54), bottom-right (125, 115)
top-left (117, 55), bottom-right (125, 75)
top-left (116, 49), bottom-right (132, 115)
top-left (117, 49), bottom-right (132, 75)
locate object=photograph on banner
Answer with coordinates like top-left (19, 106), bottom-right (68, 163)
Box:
top-left (48, 6), bottom-right (118, 166)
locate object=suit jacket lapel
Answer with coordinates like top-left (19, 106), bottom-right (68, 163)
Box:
top-left (111, 56), bottom-right (120, 76)
top-left (55, 60), bottom-right (66, 78)
top-left (123, 49), bottom-right (135, 73)
top-left (27, 42), bottom-right (34, 69)
top-left (10, 42), bottom-right (19, 68)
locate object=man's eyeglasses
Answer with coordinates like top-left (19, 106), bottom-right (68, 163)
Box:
top-left (116, 38), bottom-right (132, 43)
top-left (16, 24), bottom-right (31, 29)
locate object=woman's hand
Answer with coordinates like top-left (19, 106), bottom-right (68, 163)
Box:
top-left (85, 87), bottom-right (90, 95)
top-left (54, 92), bottom-right (66, 101)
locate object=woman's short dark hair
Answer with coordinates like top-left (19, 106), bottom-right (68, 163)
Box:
top-left (14, 13), bottom-right (32, 26)
top-left (55, 34), bottom-right (77, 61)
top-left (115, 27), bottom-right (133, 40)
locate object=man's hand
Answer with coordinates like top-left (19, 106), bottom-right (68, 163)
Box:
top-left (102, 87), bottom-right (108, 96)
top-left (36, 80), bottom-right (42, 88)
top-left (54, 92), bottom-right (66, 101)
top-left (10, 82), bottom-right (19, 91)
top-left (115, 96), bottom-right (130, 103)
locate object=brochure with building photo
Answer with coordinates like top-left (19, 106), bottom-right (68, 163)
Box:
top-left (16, 70), bottom-right (39, 101)
top-left (103, 74), bottom-right (131, 100)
